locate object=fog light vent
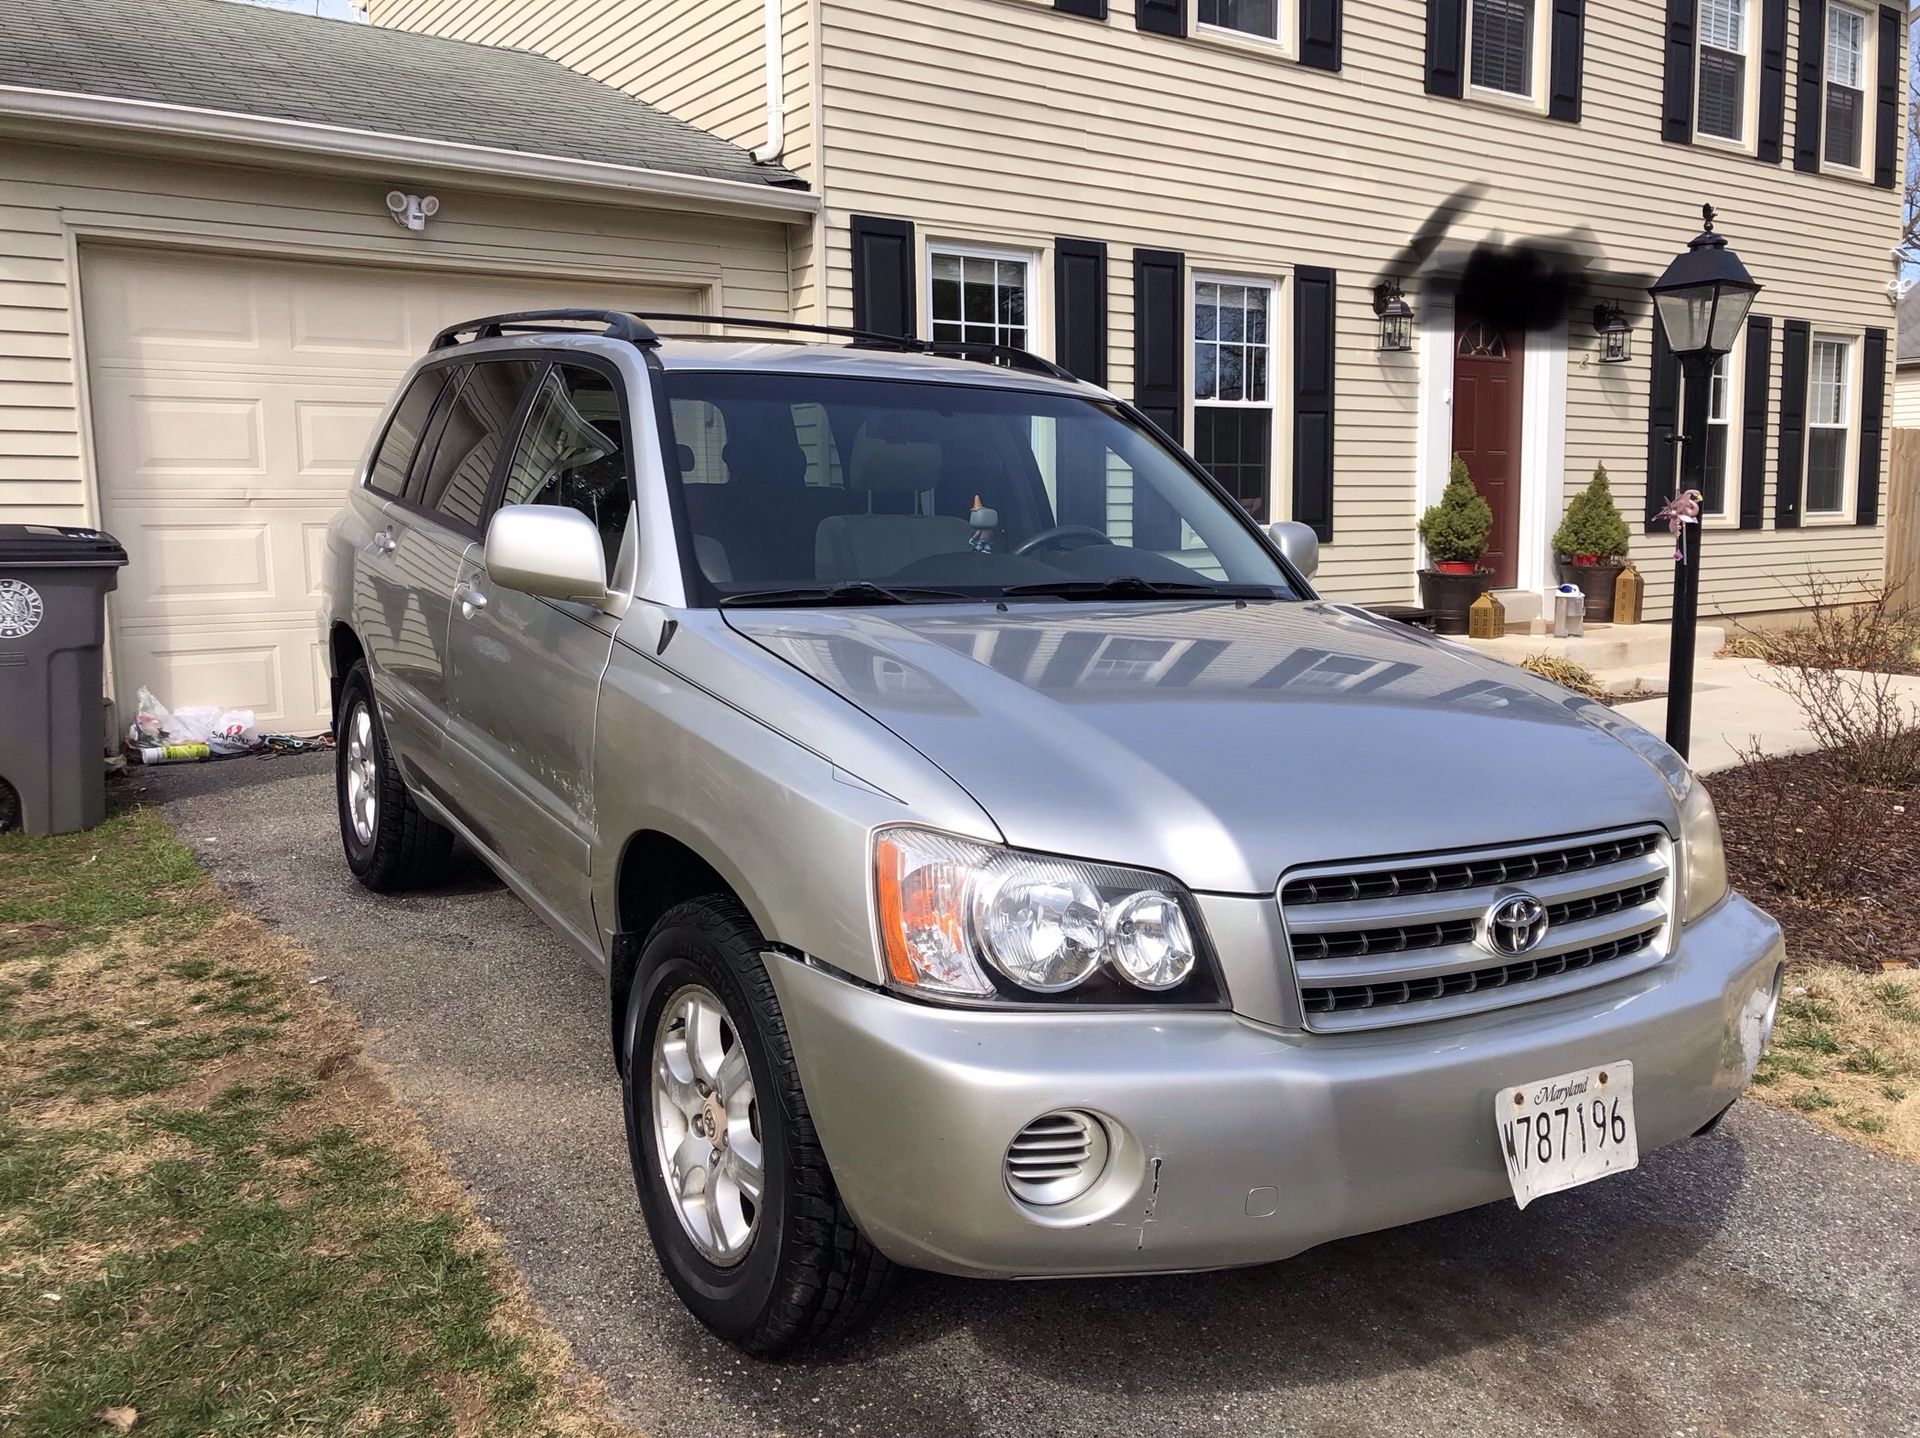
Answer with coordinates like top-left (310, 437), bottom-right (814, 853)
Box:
top-left (1005, 1110), bottom-right (1109, 1207)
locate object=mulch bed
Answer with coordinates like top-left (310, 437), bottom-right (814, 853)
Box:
top-left (1705, 750), bottom-right (1920, 972)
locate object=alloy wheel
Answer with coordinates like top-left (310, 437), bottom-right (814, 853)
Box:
top-left (651, 984), bottom-right (764, 1266)
top-left (344, 703), bottom-right (378, 846)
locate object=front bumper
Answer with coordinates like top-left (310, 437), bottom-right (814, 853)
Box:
top-left (767, 893), bottom-right (1785, 1279)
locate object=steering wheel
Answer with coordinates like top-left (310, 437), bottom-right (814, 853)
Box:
top-left (1013, 524), bottom-right (1114, 557)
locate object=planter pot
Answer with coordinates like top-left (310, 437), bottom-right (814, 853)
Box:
top-left (1433, 560), bottom-right (1478, 575)
top-left (1554, 555), bottom-right (1625, 624)
top-left (1418, 567), bottom-right (1494, 635)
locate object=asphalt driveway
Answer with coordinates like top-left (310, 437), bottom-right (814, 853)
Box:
top-left (148, 755), bottom-right (1918, 1438)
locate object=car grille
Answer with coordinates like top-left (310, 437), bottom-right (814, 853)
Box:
top-left (1281, 828), bottom-right (1673, 1032)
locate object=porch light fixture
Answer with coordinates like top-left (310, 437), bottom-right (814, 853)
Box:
top-left (1591, 302), bottom-right (1631, 365)
top-left (1372, 282), bottom-right (1414, 352)
top-left (1648, 204), bottom-right (1762, 761)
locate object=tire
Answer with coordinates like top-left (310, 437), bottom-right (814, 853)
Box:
top-left (622, 895), bottom-right (892, 1354)
top-left (334, 661), bottom-right (453, 892)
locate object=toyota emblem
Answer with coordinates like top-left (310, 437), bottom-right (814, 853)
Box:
top-left (1485, 893), bottom-right (1549, 957)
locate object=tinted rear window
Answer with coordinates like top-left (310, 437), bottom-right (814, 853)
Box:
top-left (367, 370), bottom-right (447, 498)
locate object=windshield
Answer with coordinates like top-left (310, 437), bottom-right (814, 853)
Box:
top-left (658, 372), bottom-right (1302, 604)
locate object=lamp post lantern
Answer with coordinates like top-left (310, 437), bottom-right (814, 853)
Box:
top-left (1647, 205), bottom-right (1760, 759)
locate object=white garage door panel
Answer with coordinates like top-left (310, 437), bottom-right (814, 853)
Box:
top-left (84, 246), bottom-right (699, 732)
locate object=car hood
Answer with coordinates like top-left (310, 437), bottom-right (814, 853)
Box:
top-left (725, 600), bottom-right (1680, 894)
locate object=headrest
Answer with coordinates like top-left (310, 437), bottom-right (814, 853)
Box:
top-left (675, 443), bottom-right (696, 473)
top-left (722, 436), bottom-right (806, 490)
top-left (849, 429), bottom-right (942, 496)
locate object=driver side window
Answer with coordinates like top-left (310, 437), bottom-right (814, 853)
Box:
top-left (501, 365), bottom-right (630, 571)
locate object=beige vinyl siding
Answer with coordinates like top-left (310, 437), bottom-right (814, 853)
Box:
top-left (810, 0), bottom-right (1901, 618)
top-left (1895, 366), bottom-right (1920, 429)
top-left (0, 140), bottom-right (793, 529)
top-left (369, 0), bottom-right (820, 186)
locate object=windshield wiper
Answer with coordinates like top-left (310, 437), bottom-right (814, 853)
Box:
top-left (999, 576), bottom-right (1280, 602)
top-left (719, 581), bottom-right (976, 608)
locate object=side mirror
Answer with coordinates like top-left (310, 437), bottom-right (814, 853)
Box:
top-left (485, 504), bottom-right (608, 605)
top-left (1268, 520), bottom-right (1320, 580)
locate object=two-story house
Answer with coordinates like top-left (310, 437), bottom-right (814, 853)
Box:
top-left (374, 0), bottom-right (1906, 625)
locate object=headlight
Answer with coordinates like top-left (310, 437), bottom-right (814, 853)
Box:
top-left (1679, 779), bottom-right (1729, 924)
top-left (873, 827), bottom-right (1218, 1004)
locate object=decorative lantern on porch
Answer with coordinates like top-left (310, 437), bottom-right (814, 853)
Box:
top-left (1467, 589), bottom-right (1505, 639)
top-left (1613, 563), bottom-right (1644, 625)
top-left (1372, 282), bottom-right (1414, 352)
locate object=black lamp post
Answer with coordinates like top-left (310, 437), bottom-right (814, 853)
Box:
top-left (1647, 205), bottom-right (1761, 759)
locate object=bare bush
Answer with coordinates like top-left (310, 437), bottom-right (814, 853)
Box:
top-left (1734, 573), bottom-right (1920, 786)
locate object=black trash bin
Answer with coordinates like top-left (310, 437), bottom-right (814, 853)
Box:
top-left (0, 524), bottom-right (129, 835)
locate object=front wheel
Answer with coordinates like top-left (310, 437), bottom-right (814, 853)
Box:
top-left (622, 896), bottom-right (892, 1354)
top-left (334, 661), bottom-right (452, 892)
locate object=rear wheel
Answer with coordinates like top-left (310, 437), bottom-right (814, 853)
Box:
top-left (622, 895), bottom-right (891, 1354)
top-left (334, 661), bottom-right (452, 892)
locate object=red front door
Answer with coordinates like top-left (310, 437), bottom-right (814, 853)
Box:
top-left (1451, 315), bottom-right (1525, 589)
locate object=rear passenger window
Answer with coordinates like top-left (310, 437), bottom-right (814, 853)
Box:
top-left (501, 366), bottom-right (630, 569)
top-left (367, 370), bottom-right (447, 497)
top-left (412, 360), bottom-right (537, 532)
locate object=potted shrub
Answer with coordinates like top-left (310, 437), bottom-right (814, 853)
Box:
top-left (1551, 463), bottom-right (1632, 623)
top-left (1417, 454), bottom-right (1494, 635)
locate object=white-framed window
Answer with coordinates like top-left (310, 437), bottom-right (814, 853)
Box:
top-left (1806, 333), bottom-right (1856, 516)
top-left (1191, 276), bottom-right (1277, 521)
top-left (1196, 0), bottom-right (1279, 42)
top-left (1467, 0), bottom-right (1540, 100)
top-left (1672, 332), bottom-right (1745, 521)
top-left (926, 242), bottom-right (1033, 350)
top-left (1695, 0), bottom-right (1752, 143)
top-left (1822, 3), bottom-right (1871, 171)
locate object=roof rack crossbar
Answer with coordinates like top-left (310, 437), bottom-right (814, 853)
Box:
top-left (430, 308), bottom-right (1082, 384)
top-left (429, 309), bottom-right (658, 351)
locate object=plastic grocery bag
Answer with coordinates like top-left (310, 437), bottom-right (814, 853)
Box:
top-left (128, 687), bottom-right (172, 746)
top-left (170, 705), bottom-right (258, 756)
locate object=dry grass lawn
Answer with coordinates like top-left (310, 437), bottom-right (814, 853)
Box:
top-left (0, 805), bottom-right (637, 1437)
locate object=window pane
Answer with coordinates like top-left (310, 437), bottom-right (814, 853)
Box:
top-left (1826, 6), bottom-right (1865, 87)
top-left (1702, 426), bottom-right (1729, 516)
top-left (1700, 0), bottom-right (1746, 51)
top-left (1707, 354), bottom-right (1729, 421)
top-left (1194, 343), bottom-right (1217, 401)
top-left (1194, 408), bottom-right (1272, 520)
top-left (416, 360), bottom-right (537, 531)
top-left (1217, 346), bottom-right (1244, 402)
top-left (501, 366), bottom-right (630, 569)
top-left (1197, 0), bottom-right (1277, 38)
top-left (1807, 429), bottom-right (1847, 512)
top-left (1825, 85), bottom-right (1863, 167)
top-left (1194, 283), bottom-right (1219, 340)
top-left (369, 370), bottom-right (448, 497)
top-left (1697, 46), bottom-right (1745, 139)
top-left (930, 248), bottom-right (1028, 349)
top-left (1809, 340), bottom-right (1849, 426)
top-left (1470, 0), bottom-right (1533, 96)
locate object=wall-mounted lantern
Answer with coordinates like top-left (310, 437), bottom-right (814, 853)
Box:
top-left (1372, 281), bottom-right (1414, 352)
top-left (1591, 302), bottom-right (1632, 365)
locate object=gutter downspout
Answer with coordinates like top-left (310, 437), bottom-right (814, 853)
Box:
top-left (751, 0), bottom-right (785, 164)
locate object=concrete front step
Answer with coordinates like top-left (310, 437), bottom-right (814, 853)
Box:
top-left (1458, 623), bottom-right (1726, 674)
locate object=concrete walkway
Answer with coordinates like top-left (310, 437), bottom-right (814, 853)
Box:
top-left (1609, 656), bottom-right (1920, 775)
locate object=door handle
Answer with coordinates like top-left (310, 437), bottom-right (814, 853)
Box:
top-left (454, 582), bottom-right (489, 613)
top-left (371, 529), bottom-right (397, 554)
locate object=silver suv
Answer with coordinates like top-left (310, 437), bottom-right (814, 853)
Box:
top-left (323, 309), bottom-right (1786, 1355)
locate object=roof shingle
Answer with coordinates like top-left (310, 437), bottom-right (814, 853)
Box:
top-left (0, 0), bottom-right (802, 188)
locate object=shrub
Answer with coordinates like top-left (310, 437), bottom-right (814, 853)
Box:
top-left (1417, 454), bottom-right (1492, 566)
top-left (1551, 463), bottom-right (1632, 561)
top-left (1719, 745), bottom-right (1907, 899)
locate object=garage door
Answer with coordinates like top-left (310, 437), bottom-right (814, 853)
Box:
top-left (82, 246), bottom-right (700, 734)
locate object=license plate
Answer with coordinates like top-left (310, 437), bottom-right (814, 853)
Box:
top-left (1495, 1061), bottom-right (1638, 1210)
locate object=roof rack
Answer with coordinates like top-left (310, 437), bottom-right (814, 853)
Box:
top-left (428, 307), bottom-right (1082, 383)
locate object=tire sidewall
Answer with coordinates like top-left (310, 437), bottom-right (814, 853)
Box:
top-left (623, 928), bottom-right (792, 1338)
top-left (334, 668), bottom-right (379, 871)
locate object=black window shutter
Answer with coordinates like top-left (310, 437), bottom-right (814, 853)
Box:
top-left (1425, 0), bottom-right (1466, 97)
top-left (1054, 0), bottom-right (1105, 17)
top-left (1757, 0), bottom-right (1788, 162)
top-left (1857, 325), bottom-right (1888, 524)
top-left (1873, 4), bottom-right (1900, 187)
top-left (1131, 248), bottom-right (1185, 549)
top-left (1661, 0), bottom-right (1695, 143)
top-left (1776, 319), bottom-right (1810, 527)
top-left (1547, 0), bottom-right (1585, 123)
top-left (1137, 0), bottom-right (1184, 36)
top-left (849, 216), bottom-right (915, 339)
top-left (1301, 0), bottom-right (1342, 71)
top-left (1292, 266), bottom-right (1337, 544)
top-left (1738, 315), bottom-right (1772, 529)
top-left (1793, 0), bottom-right (1824, 172)
top-left (1643, 325), bottom-right (1680, 530)
top-left (1054, 238), bottom-right (1108, 387)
